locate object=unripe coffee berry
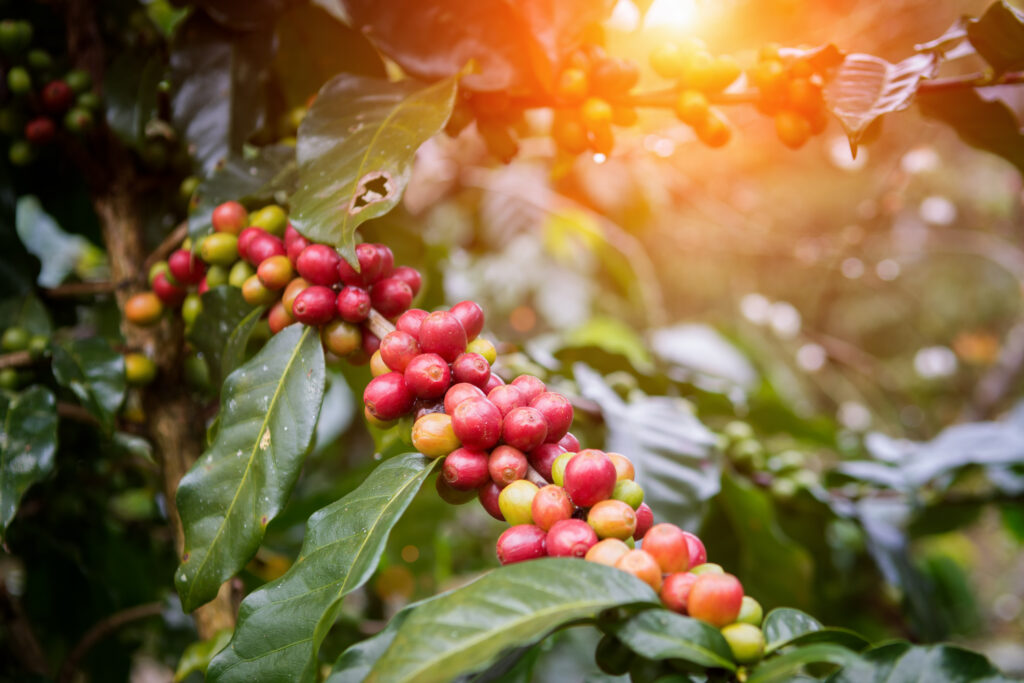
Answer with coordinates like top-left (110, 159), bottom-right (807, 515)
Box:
top-left (443, 382), bottom-right (485, 414)
top-left (205, 265), bottom-right (229, 288)
top-left (721, 623), bottom-right (765, 664)
top-left (370, 350), bottom-right (390, 377)
top-left (242, 275), bottom-right (278, 306)
top-left (488, 385), bottom-right (525, 416)
top-left (496, 524), bottom-right (546, 565)
top-left (268, 300), bottom-right (294, 334)
top-left (450, 300), bottom-right (485, 340)
top-left (588, 500), bottom-right (637, 540)
top-left (452, 352), bottom-right (490, 388)
top-left (451, 396), bottom-right (502, 450)
top-left (124, 353), bottom-right (157, 386)
top-left (337, 286), bottom-right (371, 322)
top-left (687, 573), bottom-right (744, 627)
top-left (124, 292), bottom-right (164, 326)
top-left (585, 538), bottom-right (630, 566)
top-left (682, 531), bottom-right (707, 568)
top-left (296, 244), bottom-right (341, 286)
top-left (364, 371), bottom-right (415, 421)
top-left (321, 320), bottom-right (362, 356)
top-left (614, 549), bottom-right (663, 591)
top-left (411, 413), bottom-right (460, 458)
top-left (488, 445), bottom-right (528, 488)
top-left (392, 265), bottom-right (422, 296)
top-left (418, 311), bottom-right (467, 362)
top-left (250, 205), bottom-right (288, 237)
top-left (546, 519), bottom-right (598, 558)
top-left (528, 443), bottom-right (565, 482)
top-left (404, 353), bottom-right (451, 399)
top-left (634, 503), bottom-right (654, 540)
top-left (282, 277), bottom-right (309, 315)
top-left (169, 248), bottom-right (205, 284)
top-left (501, 406), bottom-right (548, 452)
top-left (442, 447), bottom-right (490, 490)
top-left (550, 452), bottom-right (575, 487)
top-left (660, 572), bottom-right (698, 614)
top-left (498, 479), bottom-right (539, 525)
top-left (200, 232), bottom-right (239, 266)
top-left (531, 484), bottom-right (573, 531)
top-left (529, 392), bottom-right (573, 442)
top-left (737, 596), bottom-right (763, 626)
top-left (229, 260), bottom-right (256, 288)
top-left (510, 375), bottom-right (545, 404)
top-left (563, 449), bottom-right (616, 508)
top-left (607, 453), bottom-right (635, 480)
top-left (247, 233), bottom-right (287, 265)
top-left (212, 201), bottom-right (248, 234)
top-left (612, 479), bottom-right (644, 509)
top-left (466, 337), bottom-right (497, 364)
top-left (436, 476), bottom-right (477, 505)
top-left (396, 308), bottom-right (428, 338)
top-left (257, 255), bottom-right (294, 290)
top-left (691, 563), bottom-right (724, 575)
top-left (181, 294), bottom-right (202, 329)
top-left (152, 272), bottom-right (186, 307)
top-left (292, 285), bottom-right (336, 325)
top-left (478, 481), bottom-right (504, 521)
top-left (641, 524), bottom-right (689, 573)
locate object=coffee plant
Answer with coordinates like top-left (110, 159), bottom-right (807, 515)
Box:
top-left (1, 0), bottom-right (1023, 681)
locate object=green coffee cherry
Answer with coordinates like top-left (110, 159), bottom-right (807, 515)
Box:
top-left (179, 176), bottom-right (200, 203)
top-left (76, 92), bottom-right (100, 111)
top-left (7, 66), bottom-right (32, 95)
top-left (205, 264), bottom-right (229, 288)
top-left (770, 477), bottom-right (798, 500)
top-left (611, 479), bottom-right (644, 509)
top-left (148, 260), bottom-right (171, 287)
top-left (0, 20), bottom-right (32, 56)
top-left (228, 260), bottom-right (255, 288)
top-left (65, 69), bottom-right (92, 93)
top-left (737, 596), bottom-right (763, 626)
top-left (690, 562), bottom-right (724, 575)
top-left (8, 141), bottom-right (33, 166)
top-left (551, 451), bottom-right (574, 486)
top-left (64, 108), bottom-right (94, 133)
top-left (201, 232), bottom-right (239, 266)
top-left (182, 293), bottom-right (202, 329)
top-left (767, 450), bottom-right (806, 473)
top-left (249, 205), bottom-right (287, 237)
top-left (27, 335), bottom-right (48, 357)
top-left (124, 353), bottom-right (157, 386)
top-left (720, 623), bottom-right (765, 664)
top-left (723, 420), bottom-right (754, 443)
top-left (27, 49), bottom-right (52, 73)
top-left (0, 367), bottom-right (18, 390)
top-left (497, 480), bottom-right (539, 525)
top-left (1, 326), bottom-right (30, 352)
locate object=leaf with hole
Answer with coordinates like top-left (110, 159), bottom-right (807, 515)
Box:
top-left (175, 324), bottom-right (325, 611)
top-left (51, 337), bottom-right (126, 434)
top-left (0, 386), bottom-right (57, 540)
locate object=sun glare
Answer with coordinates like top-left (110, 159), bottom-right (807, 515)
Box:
top-left (643, 0), bottom-right (700, 33)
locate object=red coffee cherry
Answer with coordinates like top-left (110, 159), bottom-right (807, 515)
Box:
top-left (511, 375), bottom-right (546, 404)
top-left (452, 352), bottom-right (491, 388)
top-left (286, 233), bottom-right (310, 265)
top-left (374, 243), bottom-right (395, 277)
top-left (198, 279), bottom-right (210, 295)
top-left (361, 329), bottom-right (381, 356)
top-left (528, 442), bottom-right (566, 482)
top-left (41, 80), bottom-right (73, 113)
top-left (478, 481), bottom-right (505, 521)
top-left (257, 255), bottom-right (294, 290)
top-left (418, 311), bottom-right (467, 362)
top-left (370, 277), bottom-right (413, 318)
top-left (152, 272), bottom-right (186, 307)
top-left (284, 224), bottom-right (302, 245)
top-left (442, 447), bottom-right (490, 490)
top-left (450, 300), bottom-right (485, 340)
top-left (168, 248), bottom-right (205, 285)
top-left (546, 519), bottom-right (598, 558)
top-left (452, 396), bottom-right (502, 450)
top-left (363, 371), bottom-right (415, 420)
top-left (396, 308), bottom-right (428, 338)
top-left (337, 242), bottom-right (383, 286)
top-left (642, 524), bottom-right (690, 573)
top-left (530, 392), bottom-right (573, 443)
top-left (267, 300), bottom-right (294, 334)
top-left (291, 285), bottom-right (337, 326)
top-left (496, 524), bottom-right (547, 565)
top-left (482, 373), bottom-right (505, 393)
top-left (608, 453), bottom-right (635, 481)
top-left (212, 201), bottom-right (248, 235)
top-left (531, 484), bottom-right (574, 531)
top-left (296, 244), bottom-right (342, 286)
top-left (488, 445), bottom-right (528, 488)
top-left (443, 382), bottom-right (486, 414)
top-left (682, 531), bottom-right (707, 568)
top-left (687, 574), bottom-right (744, 627)
top-left (403, 352), bottom-right (451, 399)
top-left (236, 227), bottom-right (264, 261)
top-left (488, 384), bottom-right (525, 416)
top-left (25, 117), bottom-right (55, 145)
top-left (661, 572), bottom-right (699, 614)
top-left (501, 406), bottom-right (548, 452)
top-left (634, 503), bottom-right (654, 540)
top-left (436, 476), bottom-right (478, 505)
top-left (564, 449), bottom-right (617, 508)
top-left (559, 432), bottom-right (581, 452)
top-left (392, 265), bottom-right (422, 296)
top-left (246, 233), bottom-right (286, 265)
top-left (379, 330), bottom-right (421, 372)
top-left (615, 549), bottom-right (663, 591)
top-left (337, 286), bottom-right (371, 322)
top-left (588, 499), bottom-right (637, 540)
top-left (282, 277), bottom-right (309, 315)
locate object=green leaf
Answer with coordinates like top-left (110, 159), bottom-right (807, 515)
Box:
top-left (51, 338), bottom-right (126, 434)
top-left (188, 146), bottom-right (297, 243)
top-left (176, 325), bottom-right (326, 611)
top-left (827, 642), bottom-right (1012, 683)
top-left (763, 608), bottom-right (822, 650)
top-left (328, 606), bottom-right (414, 683)
top-left (966, 1), bottom-right (1024, 74)
top-left (175, 628), bottom-right (233, 681)
top-left (0, 386), bottom-right (57, 539)
top-left (0, 293), bottom-right (52, 336)
top-left (186, 287), bottom-right (260, 384)
top-left (917, 88), bottom-right (1024, 176)
top-left (105, 52), bottom-right (163, 149)
top-left (290, 74), bottom-right (457, 260)
top-left (749, 644), bottom-right (861, 683)
top-left (208, 453), bottom-right (437, 683)
top-left (609, 609), bottom-right (736, 671)
top-left (823, 53), bottom-right (938, 146)
top-left (364, 559), bottom-right (659, 683)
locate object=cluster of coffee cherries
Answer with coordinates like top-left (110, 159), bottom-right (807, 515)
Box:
top-left (0, 19), bottom-right (97, 166)
top-left (748, 45), bottom-right (830, 149)
top-left (0, 325), bottom-right (48, 390)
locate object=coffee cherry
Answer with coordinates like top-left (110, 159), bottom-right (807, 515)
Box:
top-left (411, 413), bottom-right (460, 458)
top-left (396, 308), bottom-right (428, 338)
top-left (775, 110), bottom-right (811, 149)
top-left (66, 68), bottom-right (92, 94)
top-left (404, 353), bottom-right (451, 399)
top-left (634, 502), bottom-right (654, 540)
top-left (41, 81), bottom-right (73, 113)
top-left (442, 447), bottom-right (490, 490)
top-left (660, 572), bottom-right (698, 614)
top-left (696, 109), bottom-right (731, 148)
top-left (25, 117), bottom-right (55, 145)
top-left (1, 327), bottom-right (28, 352)
top-left (550, 452), bottom-right (574, 487)
top-left (292, 285), bottom-right (336, 325)
top-left (418, 311), bottom-right (467, 362)
top-left (450, 300), bottom-right (484, 340)
top-left (650, 42), bottom-right (686, 79)
top-left (482, 373), bottom-right (505, 393)
top-left (564, 449), bottom-right (616, 507)
top-left (364, 371), bottom-right (415, 420)
top-left (0, 21), bottom-right (31, 56)
top-left (152, 272), bottom-right (186, 307)
top-left (585, 538), bottom-right (630, 566)
top-left (242, 274), bottom-right (278, 306)
top-left (229, 260), bottom-right (256, 288)
top-left (181, 294), bottom-right (202, 329)
top-left (641, 524), bottom-right (689, 573)
top-left (498, 479), bottom-right (539, 525)
top-left (246, 233), bottom-right (286, 265)
top-left (257, 255), bottom-right (294, 290)
top-left (588, 500), bottom-right (637, 540)
top-left (452, 352), bottom-right (490, 387)
top-left (201, 233), bottom-right (240, 266)
top-left (546, 519), bottom-right (598, 558)
top-left (169, 249), bottom-right (205, 285)
top-left (501, 406), bottom-right (548, 452)
top-left (531, 484), bottom-right (573, 530)
top-left (614, 549), bottom-right (662, 591)
top-left (26, 335), bottom-right (47, 357)
top-left (488, 445), bottom-right (528, 488)
top-left (559, 432), bottom-right (581, 452)
top-left (374, 244), bottom-right (395, 277)
top-left (205, 265), bottom-right (229, 289)
top-left (687, 573), bottom-right (743, 627)
top-left (268, 300), bottom-right (294, 334)
top-left (148, 261), bottom-right (171, 287)
top-left (466, 337), bottom-right (497, 364)
top-left (124, 353), bottom-right (157, 386)
top-left (8, 140), bottom-right (33, 166)
top-left (487, 384), bottom-right (525, 416)
top-left (478, 481), bottom-right (505, 520)
top-left (528, 442), bottom-right (565, 482)
top-left (282, 277), bottom-right (309, 315)
top-left (362, 330), bottom-right (381, 356)
top-left (212, 201), bottom-right (248, 234)
top-left (529, 392), bottom-right (573, 442)
top-left (321, 320), bottom-right (362, 356)
top-left (370, 350), bottom-right (390, 377)
top-left (510, 375), bottom-right (545, 404)
top-left (249, 205), bottom-right (288, 237)
top-left (371, 277), bottom-right (414, 318)
top-left (691, 563), bottom-right (724, 575)
top-left (556, 66), bottom-right (589, 101)
top-left (436, 475), bottom-right (478, 505)
top-left (0, 367), bottom-right (17, 390)
top-left (337, 286), bottom-right (371, 322)
top-left (737, 596), bottom-right (763, 626)
top-left (496, 524), bottom-right (546, 565)
top-left (295, 244), bottom-right (340, 286)
top-left (721, 623), bottom-right (764, 664)
top-left (379, 330), bottom-right (420, 372)
top-left (452, 396), bottom-right (503, 450)
top-left (124, 292), bottom-right (164, 326)
top-left (237, 227), bottom-right (264, 262)
top-left (443, 382), bottom-right (486, 414)
top-left (682, 531), bottom-right (707, 568)
top-left (7, 66), bottom-right (31, 94)
top-left (286, 233), bottom-right (310, 265)
top-left (611, 479), bottom-right (644, 509)
top-left (674, 89), bottom-right (709, 126)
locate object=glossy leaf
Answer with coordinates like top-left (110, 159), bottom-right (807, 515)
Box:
top-left (208, 453), bottom-right (437, 683)
top-left (328, 607), bottom-right (413, 683)
top-left (0, 386), bottom-right (57, 539)
top-left (749, 644), bottom-right (861, 683)
top-left (823, 53), bottom-right (938, 146)
top-left (186, 287), bottom-right (260, 384)
top-left (918, 88), bottom-right (1024, 176)
top-left (763, 608), bottom-right (822, 649)
top-left (290, 74), bottom-right (457, 261)
top-left (174, 628), bottom-right (232, 681)
top-left (966, 1), bottom-right (1024, 74)
top-left (176, 325), bottom-right (326, 611)
top-left (105, 52), bottom-right (163, 149)
top-left (51, 338), bottom-right (126, 434)
top-left (195, 0), bottom-right (289, 31)
top-left (0, 293), bottom-right (52, 336)
top-left (827, 642), bottom-right (1011, 683)
top-left (609, 609), bottom-right (736, 671)
top-left (364, 558), bottom-right (659, 682)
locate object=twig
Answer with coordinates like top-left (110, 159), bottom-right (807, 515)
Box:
top-left (0, 580), bottom-right (50, 677)
top-left (0, 350), bottom-right (34, 370)
top-left (58, 602), bottom-right (163, 683)
top-left (366, 308), bottom-right (397, 340)
top-left (43, 280), bottom-right (124, 297)
top-left (57, 402), bottom-right (100, 426)
top-left (143, 221), bottom-right (189, 271)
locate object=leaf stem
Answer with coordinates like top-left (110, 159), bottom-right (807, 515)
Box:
top-left (0, 350), bottom-right (35, 369)
top-left (57, 601), bottom-right (164, 683)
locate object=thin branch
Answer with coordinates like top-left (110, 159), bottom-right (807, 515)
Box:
top-left (57, 402), bottom-right (100, 426)
top-left (0, 581), bottom-right (50, 677)
top-left (43, 280), bottom-right (124, 298)
top-left (366, 308), bottom-right (397, 340)
top-left (58, 602), bottom-right (163, 683)
top-left (0, 350), bottom-right (34, 370)
top-left (143, 221), bottom-right (189, 271)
